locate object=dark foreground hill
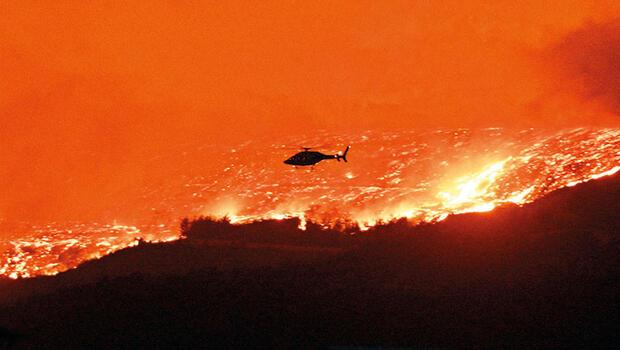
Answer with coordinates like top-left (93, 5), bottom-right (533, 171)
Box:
top-left (0, 173), bottom-right (619, 349)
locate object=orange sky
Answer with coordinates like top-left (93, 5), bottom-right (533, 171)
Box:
top-left (2, 1), bottom-right (620, 222)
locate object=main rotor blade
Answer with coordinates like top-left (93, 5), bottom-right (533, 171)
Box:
top-left (277, 144), bottom-right (330, 150)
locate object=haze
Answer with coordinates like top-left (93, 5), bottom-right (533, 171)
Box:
top-left (2, 1), bottom-right (620, 224)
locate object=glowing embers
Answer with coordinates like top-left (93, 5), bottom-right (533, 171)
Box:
top-left (2, 128), bottom-right (620, 279)
top-left (567, 166), bottom-right (620, 187)
top-left (1, 223), bottom-right (177, 279)
top-left (211, 128), bottom-right (620, 229)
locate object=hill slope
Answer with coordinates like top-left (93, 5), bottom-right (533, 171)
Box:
top-left (0, 172), bottom-right (619, 349)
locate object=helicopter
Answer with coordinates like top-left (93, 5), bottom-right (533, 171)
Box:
top-left (284, 145), bottom-right (350, 166)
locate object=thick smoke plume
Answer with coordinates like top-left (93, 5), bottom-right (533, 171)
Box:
top-left (548, 18), bottom-right (620, 117)
top-left (1, 2), bottom-right (620, 225)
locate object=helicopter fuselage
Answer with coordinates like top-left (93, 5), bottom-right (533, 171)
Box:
top-left (284, 151), bottom-right (335, 166)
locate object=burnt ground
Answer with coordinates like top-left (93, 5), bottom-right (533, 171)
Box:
top-left (0, 173), bottom-right (619, 349)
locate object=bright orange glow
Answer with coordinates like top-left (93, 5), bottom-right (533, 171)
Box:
top-left (2, 2), bottom-right (620, 278)
top-left (3, 128), bottom-right (620, 278)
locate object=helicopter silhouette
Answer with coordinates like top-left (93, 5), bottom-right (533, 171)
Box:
top-left (284, 145), bottom-right (350, 166)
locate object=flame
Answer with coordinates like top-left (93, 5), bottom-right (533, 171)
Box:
top-left (2, 128), bottom-right (620, 278)
top-left (437, 158), bottom-right (510, 214)
top-left (0, 223), bottom-right (178, 279)
top-left (566, 165), bottom-right (620, 187)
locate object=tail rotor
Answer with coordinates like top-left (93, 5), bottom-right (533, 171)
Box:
top-left (336, 145), bottom-right (350, 162)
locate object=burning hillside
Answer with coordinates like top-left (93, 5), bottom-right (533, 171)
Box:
top-left (1, 127), bottom-right (619, 278)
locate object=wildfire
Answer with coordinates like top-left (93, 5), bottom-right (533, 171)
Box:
top-left (437, 158), bottom-right (510, 214)
top-left (2, 128), bottom-right (619, 278)
top-left (0, 223), bottom-right (178, 279)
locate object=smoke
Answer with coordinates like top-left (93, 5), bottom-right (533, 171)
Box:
top-left (2, 1), bottom-right (620, 225)
top-left (547, 18), bottom-right (620, 116)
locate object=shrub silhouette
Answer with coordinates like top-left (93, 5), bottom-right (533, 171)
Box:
top-left (0, 173), bottom-right (619, 348)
